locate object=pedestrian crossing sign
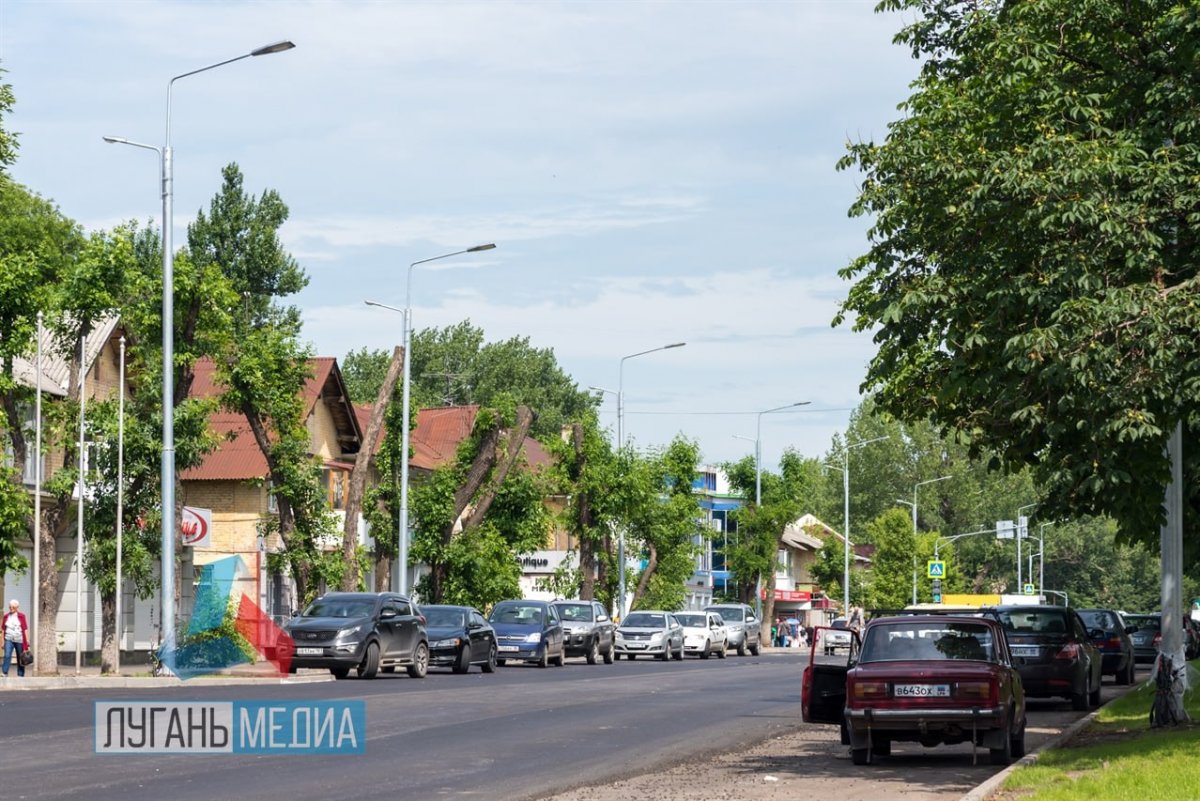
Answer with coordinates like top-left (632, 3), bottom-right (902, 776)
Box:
top-left (1024, 583), bottom-right (1036, 595)
top-left (927, 560), bottom-right (946, 579)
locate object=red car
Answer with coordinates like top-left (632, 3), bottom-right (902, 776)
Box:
top-left (802, 614), bottom-right (1027, 766)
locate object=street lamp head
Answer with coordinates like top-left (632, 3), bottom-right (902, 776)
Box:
top-left (102, 136), bottom-right (125, 144)
top-left (251, 40), bottom-right (296, 56)
top-left (466, 243), bottom-right (497, 253)
top-left (664, 342), bottom-right (686, 349)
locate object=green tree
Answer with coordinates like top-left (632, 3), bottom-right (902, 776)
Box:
top-left (0, 67), bottom-right (16, 171)
top-left (341, 347), bottom-right (392, 406)
top-left (839, 0), bottom-right (1200, 565)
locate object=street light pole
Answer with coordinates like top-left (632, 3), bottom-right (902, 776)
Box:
top-left (904, 476), bottom-right (952, 604)
top-left (1016, 503), bottom-right (1037, 591)
top-left (825, 435), bottom-right (889, 615)
top-left (105, 38), bottom-right (295, 653)
top-left (366, 243), bottom-right (496, 597)
top-left (610, 342), bottom-right (686, 618)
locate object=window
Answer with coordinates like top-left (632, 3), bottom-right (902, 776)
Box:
top-left (267, 481), bottom-right (278, 514)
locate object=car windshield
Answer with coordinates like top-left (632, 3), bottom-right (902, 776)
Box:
top-left (997, 609), bottom-right (1070, 634)
top-left (675, 614), bottom-right (707, 628)
top-left (831, 619), bottom-right (849, 630)
top-left (554, 603), bottom-right (593, 622)
top-left (489, 604), bottom-right (543, 625)
top-left (301, 598), bottom-right (376, 619)
top-left (1126, 615), bottom-right (1160, 631)
top-left (1079, 610), bottom-right (1118, 630)
top-left (860, 621), bottom-right (995, 662)
top-left (710, 607), bottom-right (743, 622)
top-left (424, 608), bottom-right (466, 628)
top-left (624, 613), bottom-right (666, 628)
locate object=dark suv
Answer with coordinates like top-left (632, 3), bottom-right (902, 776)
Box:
top-left (283, 592), bottom-right (429, 679)
top-left (994, 605), bottom-right (1102, 710)
top-left (550, 600), bottom-right (616, 664)
top-left (1078, 608), bottom-right (1137, 685)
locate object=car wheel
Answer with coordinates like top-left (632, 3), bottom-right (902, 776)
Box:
top-left (406, 642), bottom-right (428, 679)
top-left (658, 644), bottom-right (671, 662)
top-left (673, 643), bottom-right (684, 661)
top-left (748, 636), bottom-right (760, 656)
top-left (700, 639), bottom-right (711, 659)
top-left (850, 747), bottom-right (871, 766)
top-left (537, 646), bottom-right (549, 668)
top-left (1122, 659), bottom-right (1136, 686)
top-left (1011, 715), bottom-right (1027, 759)
top-left (552, 646), bottom-right (565, 667)
top-left (1071, 673), bottom-right (1089, 711)
top-left (840, 719), bottom-right (850, 745)
top-left (1089, 673), bottom-right (1102, 707)
top-left (602, 642), bottom-right (615, 664)
top-left (358, 642), bottom-right (380, 679)
top-left (989, 722), bottom-right (1013, 765)
top-left (482, 643), bottom-right (497, 674)
top-left (717, 640), bottom-right (727, 659)
top-left (586, 639), bottom-right (599, 665)
top-left (737, 638), bottom-right (747, 657)
top-left (453, 644), bottom-right (472, 674)
top-left (330, 667), bottom-right (350, 680)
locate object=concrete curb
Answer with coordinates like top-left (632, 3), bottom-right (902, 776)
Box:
top-left (957, 685), bottom-right (1140, 801)
top-left (0, 673), bottom-right (333, 691)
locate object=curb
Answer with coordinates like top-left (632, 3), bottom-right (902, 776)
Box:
top-left (957, 685), bottom-right (1140, 801)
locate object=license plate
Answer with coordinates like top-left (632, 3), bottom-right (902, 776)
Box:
top-left (893, 684), bottom-right (950, 698)
top-left (627, 643), bottom-right (646, 649)
top-left (1011, 646), bottom-right (1039, 657)
top-left (498, 645), bottom-right (518, 652)
top-left (295, 647), bottom-right (322, 656)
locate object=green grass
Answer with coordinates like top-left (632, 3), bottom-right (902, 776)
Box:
top-left (996, 663), bottom-right (1200, 801)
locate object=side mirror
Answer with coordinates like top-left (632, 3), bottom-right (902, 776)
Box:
top-left (597, 615), bottom-right (609, 622)
top-left (380, 609), bottom-right (398, 620)
top-left (468, 621), bottom-right (482, 630)
top-left (747, 615), bottom-right (757, 624)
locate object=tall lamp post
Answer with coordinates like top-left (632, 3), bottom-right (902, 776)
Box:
top-left (590, 341), bottom-right (686, 619)
top-left (1015, 502), bottom-right (1037, 590)
top-left (365, 243), bottom-right (496, 595)
top-left (897, 475), bottom-right (952, 604)
top-left (735, 401), bottom-right (810, 615)
top-left (104, 39), bottom-right (295, 650)
top-left (824, 435), bottom-right (889, 615)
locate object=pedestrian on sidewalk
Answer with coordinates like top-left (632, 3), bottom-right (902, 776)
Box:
top-left (3, 599), bottom-right (30, 677)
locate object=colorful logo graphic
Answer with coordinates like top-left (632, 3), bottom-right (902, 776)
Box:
top-left (158, 555), bottom-right (294, 680)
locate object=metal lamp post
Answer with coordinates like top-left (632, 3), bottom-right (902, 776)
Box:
top-left (590, 342), bottom-right (686, 619)
top-left (104, 39), bottom-right (295, 650)
top-left (898, 475), bottom-right (952, 604)
top-left (825, 435), bottom-right (889, 615)
top-left (1015, 502), bottom-right (1037, 590)
top-left (365, 243), bottom-right (496, 596)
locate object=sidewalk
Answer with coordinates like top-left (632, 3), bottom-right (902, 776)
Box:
top-left (0, 660), bottom-right (332, 690)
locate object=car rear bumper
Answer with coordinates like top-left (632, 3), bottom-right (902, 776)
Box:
top-left (846, 705), bottom-right (1008, 730)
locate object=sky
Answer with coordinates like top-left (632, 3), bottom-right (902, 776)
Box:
top-left (0, 0), bottom-right (920, 473)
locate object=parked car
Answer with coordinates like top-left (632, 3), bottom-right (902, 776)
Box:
top-left (823, 618), bottom-right (854, 656)
top-left (994, 605), bottom-right (1102, 710)
top-left (614, 611), bottom-right (684, 661)
top-left (675, 611), bottom-right (728, 659)
top-left (1125, 613), bottom-right (1200, 663)
top-left (1077, 608), bottom-right (1137, 685)
top-left (802, 614), bottom-right (1026, 766)
top-left (488, 599), bottom-right (565, 668)
top-left (703, 603), bottom-right (761, 656)
top-left (550, 599), bottom-right (616, 664)
top-left (422, 604), bottom-right (498, 674)
top-left (1125, 613), bottom-right (1161, 663)
top-left (282, 592), bottom-right (428, 679)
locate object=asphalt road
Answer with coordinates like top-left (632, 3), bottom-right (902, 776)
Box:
top-left (0, 652), bottom-right (807, 801)
top-left (0, 652), bottom-right (1138, 801)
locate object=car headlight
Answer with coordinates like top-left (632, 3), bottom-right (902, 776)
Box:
top-left (432, 637), bottom-right (461, 649)
top-left (336, 625), bottom-right (365, 639)
top-left (615, 631), bottom-right (625, 640)
top-left (524, 632), bottom-right (543, 643)
top-left (649, 632), bottom-right (664, 642)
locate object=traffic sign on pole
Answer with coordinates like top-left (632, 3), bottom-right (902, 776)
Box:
top-left (996, 520), bottom-right (1015, 540)
top-left (927, 560), bottom-right (946, 579)
top-left (1024, 583), bottom-right (1035, 595)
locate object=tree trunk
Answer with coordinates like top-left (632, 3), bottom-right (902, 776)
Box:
top-left (373, 554), bottom-right (391, 592)
top-left (572, 425), bottom-right (596, 601)
top-left (630, 543), bottom-right (657, 609)
top-left (762, 547), bottom-right (780, 643)
top-left (340, 346), bottom-right (403, 591)
top-left (459, 406), bottom-right (534, 532)
top-left (99, 589), bottom-right (117, 673)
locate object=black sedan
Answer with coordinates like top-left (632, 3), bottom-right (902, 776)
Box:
top-left (1078, 608), bottom-right (1137, 685)
top-left (422, 605), bottom-right (498, 674)
top-left (995, 605), bottom-right (1103, 710)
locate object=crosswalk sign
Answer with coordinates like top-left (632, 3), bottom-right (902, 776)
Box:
top-left (927, 560), bottom-right (946, 579)
top-left (1024, 583), bottom-right (1035, 595)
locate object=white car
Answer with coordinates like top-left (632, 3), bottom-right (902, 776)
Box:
top-left (823, 617), bottom-right (854, 655)
top-left (675, 611), bottom-right (728, 659)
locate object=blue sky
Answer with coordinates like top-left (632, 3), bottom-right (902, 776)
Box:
top-left (0, 0), bottom-right (919, 472)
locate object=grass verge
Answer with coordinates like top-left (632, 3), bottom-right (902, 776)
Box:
top-left (994, 664), bottom-right (1200, 801)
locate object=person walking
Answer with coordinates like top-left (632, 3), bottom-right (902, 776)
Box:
top-left (2, 599), bottom-right (30, 677)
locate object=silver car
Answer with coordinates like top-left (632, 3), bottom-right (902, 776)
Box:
top-left (704, 603), bottom-right (762, 656)
top-left (615, 611), bottom-right (684, 661)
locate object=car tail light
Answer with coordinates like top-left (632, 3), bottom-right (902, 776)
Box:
top-left (955, 681), bottom-right (994, 703)
top-left (1055, 643), bottom-right (1079, 660)
top-left (1106, 637), bottom-right (1122, 650)
top-left (851, 680), bottom-right (888, 700)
